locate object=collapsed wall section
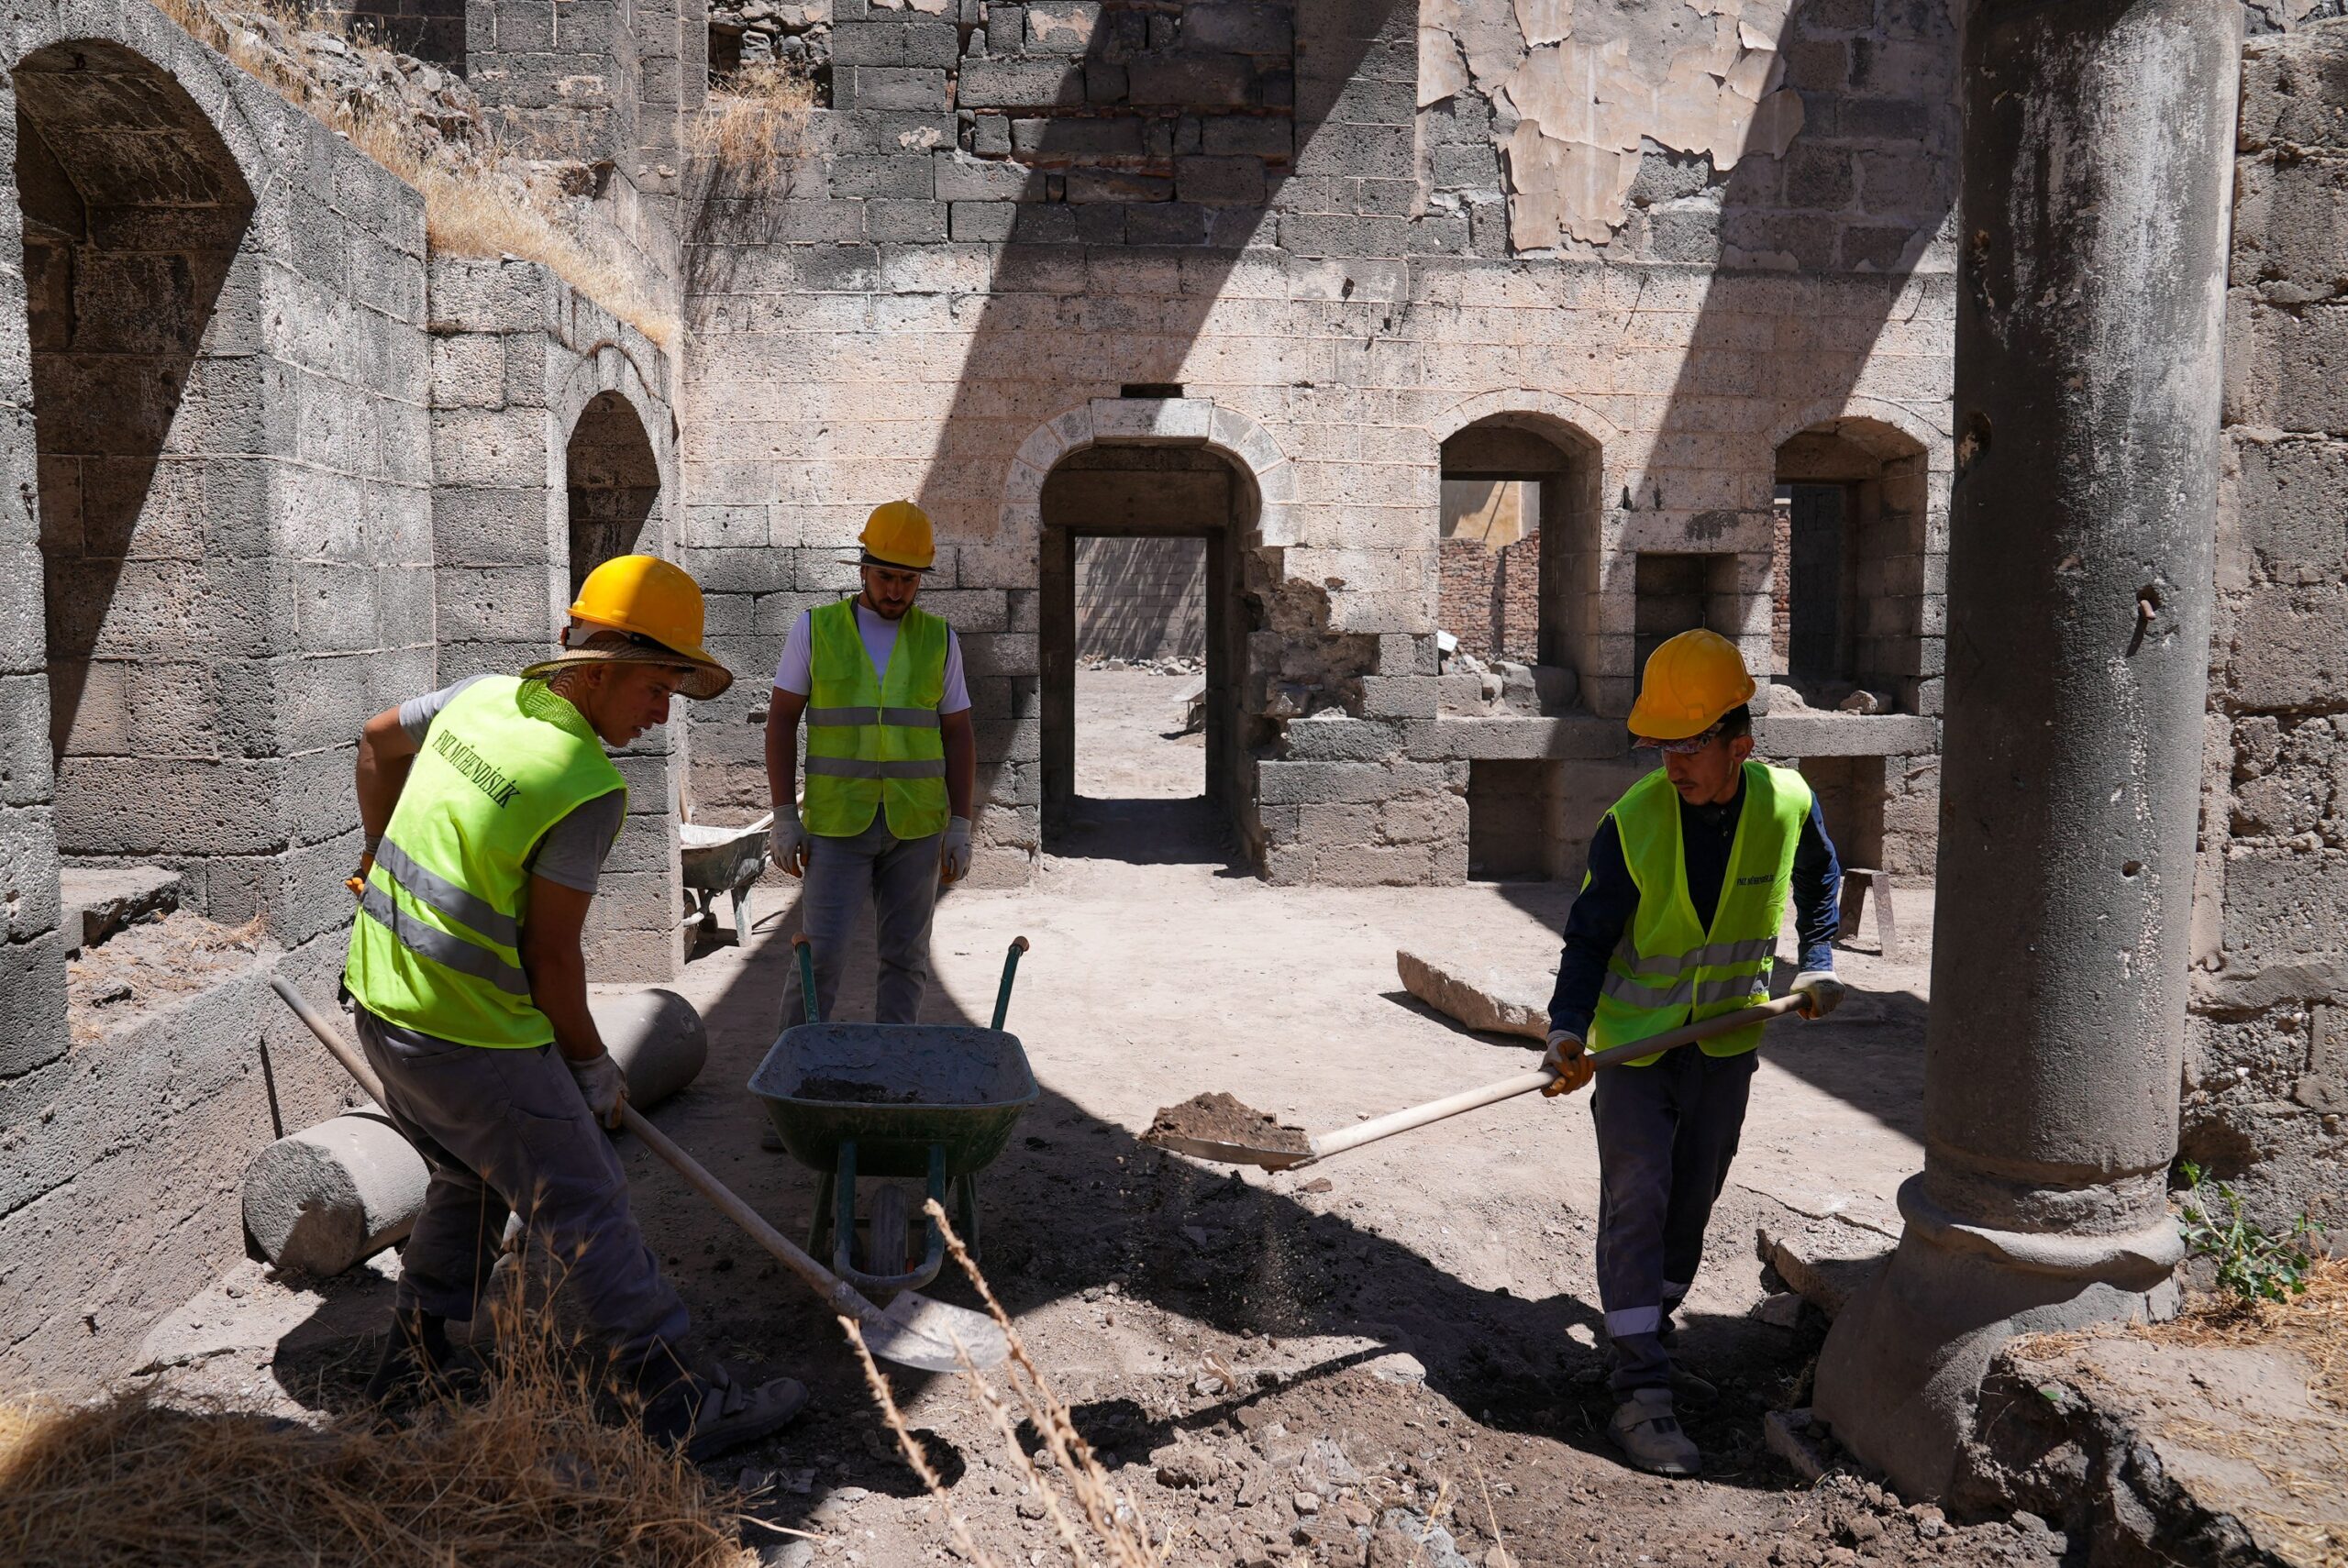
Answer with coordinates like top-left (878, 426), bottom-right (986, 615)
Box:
top-left (2187, 23), bottom-right (2348, 1232)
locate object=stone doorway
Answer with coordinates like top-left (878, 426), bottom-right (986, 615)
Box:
top-left (564, 389), bottom-right (661, 600)
top-left (1039, 446), bottom-right (1249, 860)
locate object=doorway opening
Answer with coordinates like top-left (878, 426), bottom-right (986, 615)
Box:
top-left (565, 389), bottom-right (661, 599)
top-left (1769, 417), bottom-right (1932, 706)
top-left (1437, 416), bottom-right (1601, 675)
top-left (1040, 445), bottom-right (1250, 862)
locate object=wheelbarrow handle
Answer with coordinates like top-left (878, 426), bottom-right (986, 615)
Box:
top-left (991, 936), bottom-right (1029, 1032)
top-left (792, 933), bottom-right (820, 1026)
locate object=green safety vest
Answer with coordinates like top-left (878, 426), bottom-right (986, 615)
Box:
top-left (803, 598), bottom-right (950, 840)
top-left (1589, 761), bottom-right (1813, 1066)
top-left (344, 676), bottom-right (626, 1049)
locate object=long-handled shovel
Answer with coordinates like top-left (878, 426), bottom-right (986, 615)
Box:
top-left (270, 977), bottom-right (1008, 1374)
top-left (1153, 992), bottom-right (1811, 1172)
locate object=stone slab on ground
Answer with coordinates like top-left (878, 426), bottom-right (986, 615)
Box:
top-left (1956, 1329), bottom-right (2345, 1565)
top-left (1755, 1214), bottom-right (1897, 1320)
top-left (1395, 948), bottom-right (1549, 1042)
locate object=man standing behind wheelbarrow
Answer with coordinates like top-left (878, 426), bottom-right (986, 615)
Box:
top-left (342, 554), bottom-right (807, 1458)
top-left (765, 501), bottom-right (978, 1025)
top-left (1540, 628), bottom-right (1845, 1479)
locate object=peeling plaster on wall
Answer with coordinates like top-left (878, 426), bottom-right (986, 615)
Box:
top-left (1422, 0), bottom-right (1804, 248)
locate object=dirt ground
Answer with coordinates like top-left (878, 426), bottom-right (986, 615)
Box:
top-left (144, 672), bottom-right (2085, 1566)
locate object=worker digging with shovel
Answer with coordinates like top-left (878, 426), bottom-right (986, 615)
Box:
top-left (341, 555), bottom-right (808, 1459)
top-left (1540, 628), bottom-right (1846, 1478)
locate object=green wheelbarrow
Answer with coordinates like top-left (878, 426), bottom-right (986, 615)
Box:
top-left (748, 934), bottom-right (1037, 1297)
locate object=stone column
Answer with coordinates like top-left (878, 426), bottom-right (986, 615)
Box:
top-left (1812, 0), bottom-right (2241, 1498)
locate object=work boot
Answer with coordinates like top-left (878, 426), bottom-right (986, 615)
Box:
top-left (364, 1309), bottom-right (480, 1407)
top-left (640, 1362), bottom-right (809, 1462)
top-left (1609, 1388), bottom-right (1701, 1478)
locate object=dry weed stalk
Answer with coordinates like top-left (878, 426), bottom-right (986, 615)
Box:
top-left (845, 1198), bottom-right (1171, 1568)
top-left (692, 62), bottom-right (816, 190)
top-left (144, 0), bottom-right (677, 346)
top-left (0, 1267), bottom-right (755, 1567)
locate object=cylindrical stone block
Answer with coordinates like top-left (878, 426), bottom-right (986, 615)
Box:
top-left (597, 987), bottom-right (709, 1108)
top-left (242, 1110), bottom-right (430, 1276)
top-left (242, 990), bottom-right (710, 1276)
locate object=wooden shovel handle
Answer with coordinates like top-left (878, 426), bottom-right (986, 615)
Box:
top-left (1304, 992), bottom-right (1811, 1165)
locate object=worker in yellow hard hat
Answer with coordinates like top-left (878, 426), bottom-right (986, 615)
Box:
top-left (342, 554), bottom-right (806, 1459)
top-left (1538, 628), bottom-right (1845, 1478)
top-left (764, 502), bottom-right (977, 1028)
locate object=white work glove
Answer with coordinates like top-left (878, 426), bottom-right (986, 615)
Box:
top-left (568, 1052), bottom-right (628, 1130)
top-left (939, 815), bottom-right (973, 884)
top-left (1790, 970), bottom-right (1846, 1020)
top-left (770, 808), bottom-right (811, 878)
top-left (1540, 1031), bottom-right (1593, 1098)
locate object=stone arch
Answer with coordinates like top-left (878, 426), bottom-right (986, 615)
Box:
top-left (552, 341), bottom-right (676, 601)
top-left (1426, 392), bottom-right (1615, 678)
top-left (16, 36), bottom-right (265, 928)
top-left (1765, 393), bottom-right (1950, 470)
top-left (1001, 397), bottom-right (1292, 544)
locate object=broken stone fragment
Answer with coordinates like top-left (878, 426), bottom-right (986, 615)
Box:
top-left (1395, 950), bottom-right (1549, 1042)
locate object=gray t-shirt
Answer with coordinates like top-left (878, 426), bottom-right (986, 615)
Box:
top-left (397, 675), bottom-right (625, 895)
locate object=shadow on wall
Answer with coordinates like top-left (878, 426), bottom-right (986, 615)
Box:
top-left (20, 39), bottom-right (261, 919)
top-left (1074, 535), bottom-right (1207, 661)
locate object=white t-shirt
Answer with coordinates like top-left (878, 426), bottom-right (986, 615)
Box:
top-left (772, 600), bottom-right (972, 713)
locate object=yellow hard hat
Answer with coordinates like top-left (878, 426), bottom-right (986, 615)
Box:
top-left (525, 554), bottom-right (734, 700)
top-left (858, 500), bottom-right (936, 572)
top-left (1626, 628), bottom-right (1755, 742)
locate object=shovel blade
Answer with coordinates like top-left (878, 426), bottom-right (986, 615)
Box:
top-left (1146, 1132), bottom-right (1315, 1171)
top-left (856, 1290), bottom-right (1010, 1374)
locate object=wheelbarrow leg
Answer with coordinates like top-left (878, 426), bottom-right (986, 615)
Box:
top-left (954, 1171), bottom-right (981, 1261)
top-left (728, 880), bottom-right (754, 944)
top-left (832, 1139), bottom-right (859, 1279)
top-left (808, 1167), bottom-right (836, 1263)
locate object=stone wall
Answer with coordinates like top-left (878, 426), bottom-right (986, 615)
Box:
top-left (426, 254), bottom-right (687, 979)
top-left (675, 0), bottom-right (1960, 888)
top-left (0, 7), bottom-right (435, 1386)
top-left (1074, 535), bottom-right (1204, 660)
top-left (2185, 23), bottom-right (2348, 1232)
top-left (1437, 532), bottom-right (1538, 663)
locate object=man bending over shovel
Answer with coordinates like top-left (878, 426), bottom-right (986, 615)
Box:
top-left (1541, 629), bottom-right (1844, 1477)
top-left (342, 554), bottom-right (805, 1459)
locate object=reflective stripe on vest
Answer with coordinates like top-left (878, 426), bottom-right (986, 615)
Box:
top-left (1587, 761), bottom-right (1812, 1066)
top-left (801, 599), bottom-right (951, 840)
top-left (343, 676), bottom-right (626, 1048)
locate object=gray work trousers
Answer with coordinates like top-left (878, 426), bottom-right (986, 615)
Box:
top-left (1589, 1045), bottom-right (1759, 1396)
top-left (784, 815), bottom-right (943, 1025)
top-left (353, 1004), bottom-right (690, 1370)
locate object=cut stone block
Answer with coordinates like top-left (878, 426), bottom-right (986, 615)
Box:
top-left (1395, 948), bottom-right (1549, 1042)
top-left (1755, 1216), bottom-right (1896, 1320)
top-left (60, 864), bottom-right (184, 955)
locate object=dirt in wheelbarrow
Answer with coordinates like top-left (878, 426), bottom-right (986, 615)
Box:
top-left (796, 1074), bottom-right (972, 1106)
top-left (1143, 1092), bottom-right (1312, 1157)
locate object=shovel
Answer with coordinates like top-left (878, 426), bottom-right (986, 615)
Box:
top-left (1154, 992), bottom-right (1811, 1171)
top-left (270, 977), bottom-right (1008, 1375)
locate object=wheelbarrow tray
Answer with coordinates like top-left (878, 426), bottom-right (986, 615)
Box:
top-left (749, 1021), bottom-right (1038, 1181)
top-left (680, 821), bottom-right (770, 891)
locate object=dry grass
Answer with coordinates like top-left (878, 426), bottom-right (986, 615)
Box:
top-left (2154, 1254), bottom-right (2348, 1409)
top-left (847, 1199), bottom-right (1171, 1568)
top-left (692, 62), bottom-right (817, 192)
top-left (146, 0), bottom-right (676, 347)
top-left (0, 1297), bottom-right (755, 1568)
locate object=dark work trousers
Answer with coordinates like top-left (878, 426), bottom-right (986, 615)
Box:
top-left (785, 815), bottom-right (944, 1025)
top-left (352, 1004), bottom-right (691, 1372)
top-left (1590, 1045), bottom-right (1760, 1396)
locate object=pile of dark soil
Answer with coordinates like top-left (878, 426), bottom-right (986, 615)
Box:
top-left (1145, 1093), bottom-right (1312, 1158)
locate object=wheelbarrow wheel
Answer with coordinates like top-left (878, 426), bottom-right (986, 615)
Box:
top-left (864, 1182), bottom-right (913, 1278)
